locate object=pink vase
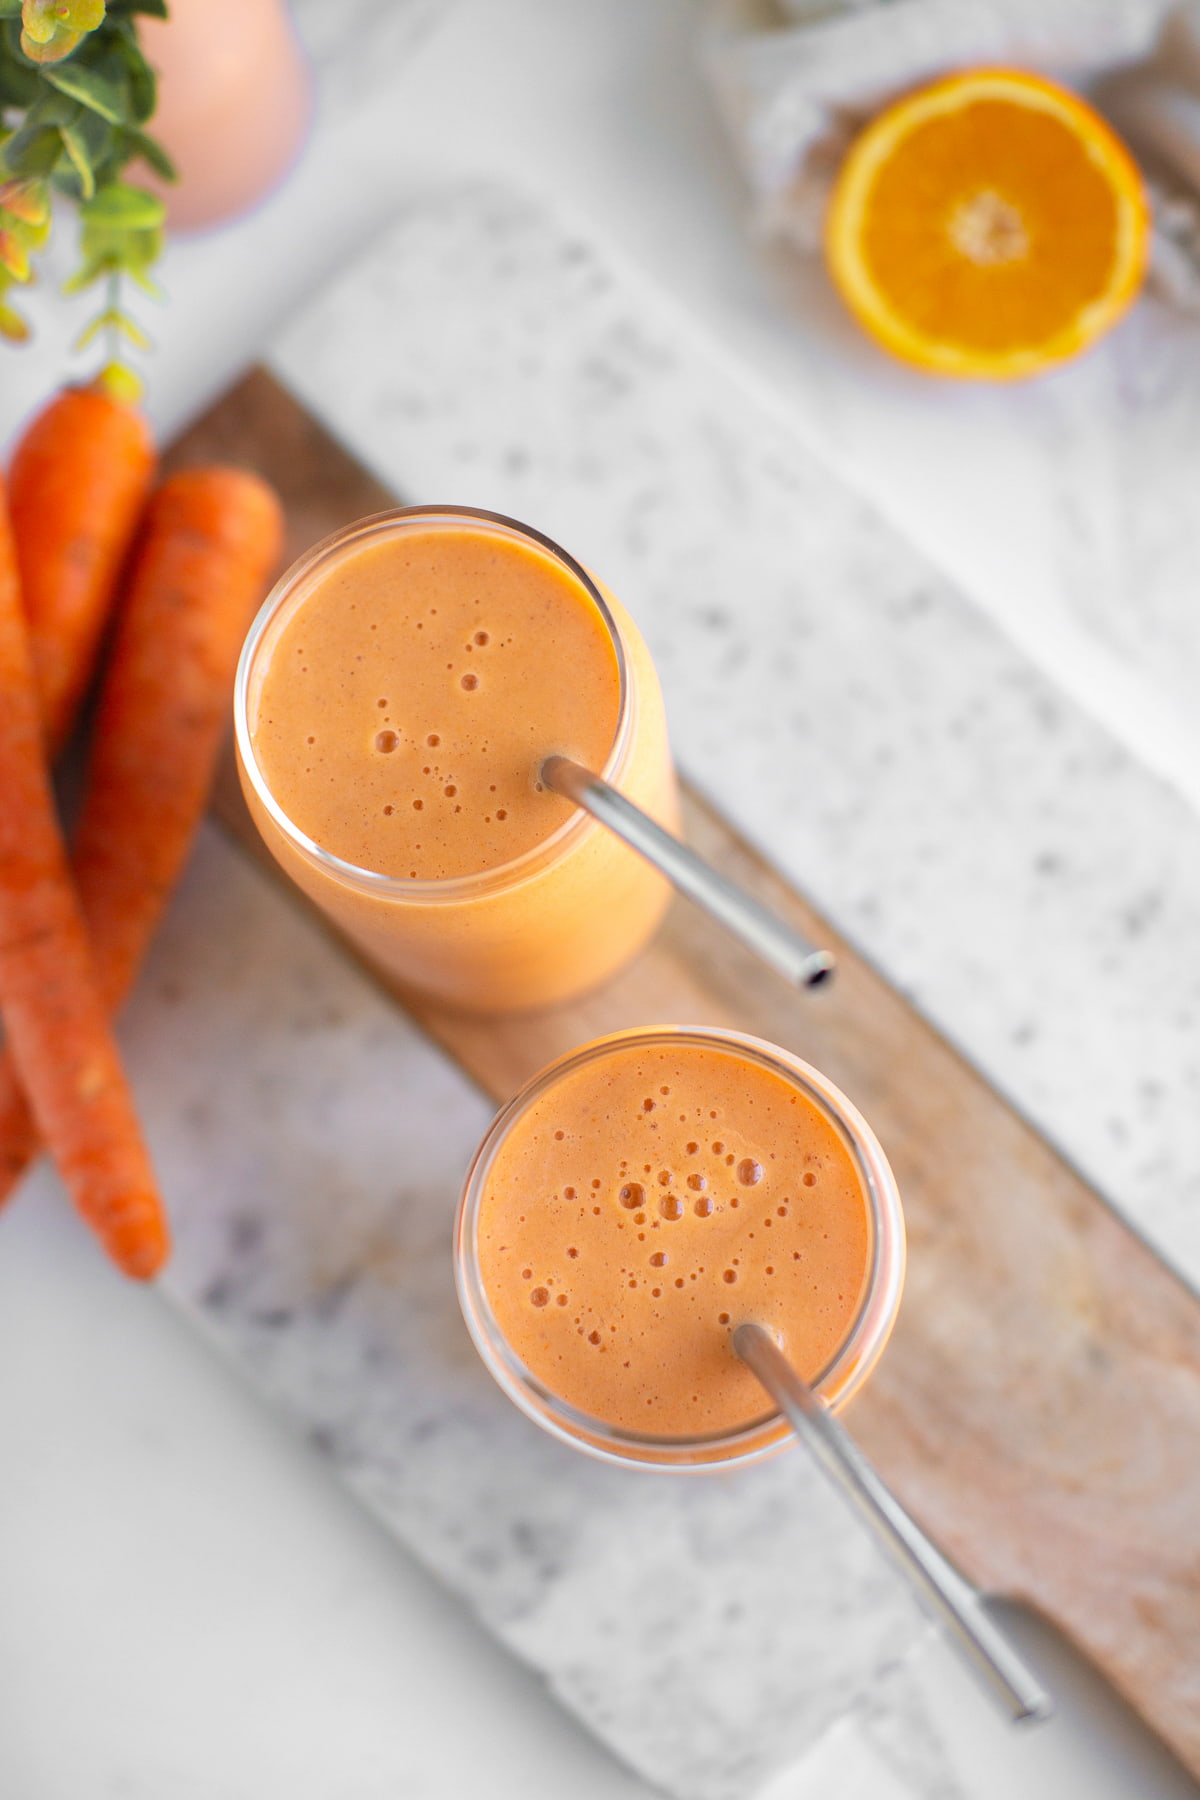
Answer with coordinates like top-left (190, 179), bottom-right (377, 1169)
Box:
top-left (137, 0), bottom-right (313, 233)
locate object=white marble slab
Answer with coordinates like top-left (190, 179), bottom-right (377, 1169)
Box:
top-left (132, 822), bottom-right (957, 1800)
top-left (269, 181), bottom-right (1200, 1303)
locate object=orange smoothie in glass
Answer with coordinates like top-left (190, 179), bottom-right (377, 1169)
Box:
top-left (456, 1028), bottom-right (905, 1469)
top-left (235, 508), bottom-right (676, 1011)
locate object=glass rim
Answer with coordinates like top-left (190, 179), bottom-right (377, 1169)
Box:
top-left (233, 504), bottom-right (632, 903)
top-left (454, 1026), bottom-right (906, 1470)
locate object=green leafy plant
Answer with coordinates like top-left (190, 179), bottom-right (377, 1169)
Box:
top-left (0, 0), bottom-right (175, 393)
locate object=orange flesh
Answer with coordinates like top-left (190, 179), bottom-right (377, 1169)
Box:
top-left (861, 100), bottom-right (1122, 352)
top-left (250, 525), bottom-right (621, 880)
top-left (478, 1040), bottom-right (872, 1439)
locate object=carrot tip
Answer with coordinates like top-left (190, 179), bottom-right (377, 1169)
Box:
top-left (107, 1213), bottom-right (171, 1280)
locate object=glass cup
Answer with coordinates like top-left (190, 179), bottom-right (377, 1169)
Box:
top-left (234, 507), bottom-right (677, 1012)
top-left (455, 1026), bottom-right (906, 1470)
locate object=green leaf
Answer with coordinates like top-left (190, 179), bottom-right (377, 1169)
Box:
top-left (108, 0), bottom-right (166, 16)
top-left (123, 125), bottom-right (173, 181)
top-left (21, 24), bottom-right (85, 63)
top-left (0, 197), bottom-right (51, 258)
top-left (0, 300), bottom-right (31, 341)
top-left (0, 49), bottom-right (40, 108)
top-left (95, 26), bottom-right (154, 120)
top-left (22, 0), bottom-right (105, 40)
top-left (60, 255), bottom-right (102, 292)
top-left (0, 1), bottom-right (24, 18)
top-left (0, 175), bottom-right (50, 224)
top-left (0, 225), bottom-right (30, 278)
top-left (1, 122), bottom-right (62, 173)
top-left (22, 87), bottom-right (81, 126)
top-left (73, 301), bottom-right (149, 350)
top-left (120, 42), bottom-right (154, 121)
top-left (63, 92), bottom-right (113, 163)
top-left (43, 60), bottom-right (127, 123)
top-left (58, 119), bottom-right (95, 195)
top-left (80, 178), bottom-right (163, 228)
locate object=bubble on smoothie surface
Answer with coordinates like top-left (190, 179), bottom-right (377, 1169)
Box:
top-left (803, 1170), bottom-right (818, 1186)
top-left (530, 1287), bottom-right (550, 1307)
top-left (375, 729), bottom-right (399, 753)
top-left (618, 1183), bottom-right (645, 1210)
top-left (460, 672), bottom-right (479, 691)
top-left (659, 1194), bottom-right (684, 1221)
top-left (737, 1158), bottom-right (763, 1186)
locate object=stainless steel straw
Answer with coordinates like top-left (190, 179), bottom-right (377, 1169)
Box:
top-left (540, 755), bottom-right (835, 990)
top-left (732, 1321), bottom-right (1052, 1725)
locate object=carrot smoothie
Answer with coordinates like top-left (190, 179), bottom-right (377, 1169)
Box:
top-left (235, 508), bottom-right (676, 1011)
top-left (457, 1028), bottom-right (905, 1469)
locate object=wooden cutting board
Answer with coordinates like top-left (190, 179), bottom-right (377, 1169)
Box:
top-left (169, 367), bottom-right (1200, 1776)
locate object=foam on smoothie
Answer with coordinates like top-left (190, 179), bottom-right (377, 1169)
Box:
top-left (477, 1039), bottom-right (873, 1439)
top-left (249, 524), bottom-right (621, 880)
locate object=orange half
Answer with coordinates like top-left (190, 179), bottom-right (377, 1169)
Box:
top-left (825, 69), bottom-right (1149, 379)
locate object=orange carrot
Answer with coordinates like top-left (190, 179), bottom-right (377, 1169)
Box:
top-left (0, 475), bottom-right (168, 1279)
top-left (8, 382), bottom-right (155, 756)
top-left (0, 467), bottom-right (284, 1212)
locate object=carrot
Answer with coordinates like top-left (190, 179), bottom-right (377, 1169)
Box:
top-left (8, 381), bottom-right (156, 757)
top-left (0, 467), bottom-right (284, 1214)
top-left (0, 475), bottom-right (168, 1279)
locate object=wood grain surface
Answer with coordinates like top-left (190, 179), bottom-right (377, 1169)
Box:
top-left (170, 368), bottom-right (1200, 1774)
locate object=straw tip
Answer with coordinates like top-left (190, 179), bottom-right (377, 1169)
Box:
top-left (801, 951), bottom-right (836, 990)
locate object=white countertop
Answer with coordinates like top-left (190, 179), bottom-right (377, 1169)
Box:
top-left (2, 3), bottom-right (1199, 1797)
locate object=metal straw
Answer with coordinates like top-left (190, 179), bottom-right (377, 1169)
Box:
top-left (540, 755), bottom-right (835, 990)
top-left (732, 1322), bottom-right (1053, 1725)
